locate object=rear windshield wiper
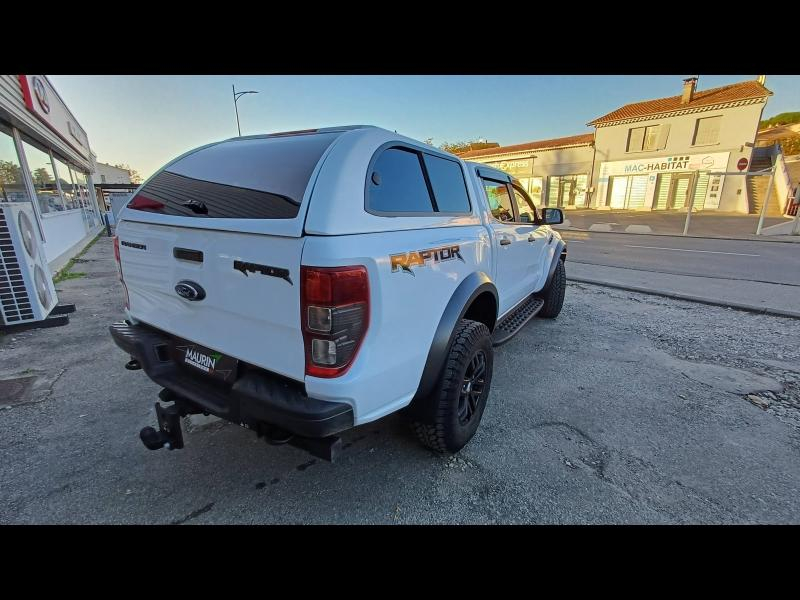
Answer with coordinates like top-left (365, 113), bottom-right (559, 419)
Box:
top-left (182, 200), bottom-right (208, 215)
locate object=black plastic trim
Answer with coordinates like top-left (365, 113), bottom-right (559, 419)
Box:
top-left (476, 167), bottom-right (511, 182)
top-left (491, 296), bottom-right (544, 346)
top-left (543, 239), bottom-right (567, 290)
top-left (406, 272), bottom-right (497, 421)
top-left (173, 247), bottom-right (203, 262)
top-left (109, 321), bottom-right (353, 438)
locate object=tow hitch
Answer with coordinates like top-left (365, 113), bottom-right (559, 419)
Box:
top-left (139, 390), bottom-right (199, 451)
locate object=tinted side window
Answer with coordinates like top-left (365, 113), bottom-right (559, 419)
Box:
top-left (422, 154), bottom-right (470, 213)
top-left (368, 148), bottom-right (434, 213)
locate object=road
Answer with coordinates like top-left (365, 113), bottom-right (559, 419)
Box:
top-left (1, 236), bottom-right (799, 524)
top-left (560, 230), bottom-right (800, 315)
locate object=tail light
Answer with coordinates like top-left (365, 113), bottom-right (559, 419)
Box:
top-left (301, 265), bottom-right (369, 378)
top-left (113, 236), bottom-right (130, 310)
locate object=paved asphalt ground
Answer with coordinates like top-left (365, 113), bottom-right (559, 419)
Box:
top-left (1, 236), bottom-right (799, 524)
top-left (561, 230), bottom-right (800, 317)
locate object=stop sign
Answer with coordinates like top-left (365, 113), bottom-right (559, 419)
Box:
top-left (737, 157), bottom-right (749, 171)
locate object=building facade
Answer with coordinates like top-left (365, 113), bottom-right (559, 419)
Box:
top-left (0, 75), bottom-right (103, 272)
top-left (94, 162), bottom-right (132, 185)
top-left (459, 77), bottom-right (773, 214)
top-left (459, 134), bottom-right (595, 208)
top-left (589, 78), bottom-right (771, 213)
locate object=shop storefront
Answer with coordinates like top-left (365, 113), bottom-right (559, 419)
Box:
top-left (460, 134), bottom-right (595, 209)
top-left (596, 152), bottom-right (730, 211)
top-left (0, 75), bottom-right (102, 271)
top-left (480, 158), bottom-right (544, 203)
top-left (546, 173), bottom-right (589, 208)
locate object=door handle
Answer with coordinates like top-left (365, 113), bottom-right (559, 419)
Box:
top-left (500, 238), bottom-right (511, 246)
top-left (528, 235), bottom-right (536, 242)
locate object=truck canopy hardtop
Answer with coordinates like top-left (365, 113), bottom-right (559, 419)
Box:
top-left (121, 125), bottom-right (482, 237)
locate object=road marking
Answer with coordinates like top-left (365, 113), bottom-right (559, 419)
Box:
top-left (624, 244), bottom-right (759, 257)
top-left (566, 240), bottom-right (585, 243)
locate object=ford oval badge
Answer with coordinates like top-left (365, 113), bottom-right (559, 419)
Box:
top-left (175, 280), bottom-right (206, 301)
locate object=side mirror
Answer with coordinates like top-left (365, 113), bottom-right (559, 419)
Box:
top-left (541, 207), bottom-right (564, 225)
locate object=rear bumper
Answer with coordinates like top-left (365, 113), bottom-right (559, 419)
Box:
top-left (109, 320), bottom-right (354, 438)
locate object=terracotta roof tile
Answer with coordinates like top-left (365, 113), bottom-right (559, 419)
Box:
top-left (589, 80), bottom-right (772, 126)
top-left (458, 133), bottom-right (594, 158)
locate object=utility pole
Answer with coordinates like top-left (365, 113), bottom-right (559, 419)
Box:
top-left (232, 84), bottom-right (259, 137)
top-left (682, 171), bottom-right (698, 236)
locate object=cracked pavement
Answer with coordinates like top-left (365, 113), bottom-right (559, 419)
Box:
top-left (1, 236), bottom-right (799, 524)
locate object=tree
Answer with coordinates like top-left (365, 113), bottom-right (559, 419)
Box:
top-left (0, 160), bottom-right (23, 202)
top-left (437, 140), bottom-right (500, 155)
top-left (32, 167), bottom-right (52, 185)
top-left (759, 112), bottom-right (800, 129)
top-left (0, 160), bottom-right (22, 185)
top-left (113, 163), bottom-right (143, 184)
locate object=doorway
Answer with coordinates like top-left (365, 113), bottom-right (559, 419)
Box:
top-left (547, 174), bottom-right (587, 208)
top-left (562, 180), bottom-right (576, 206)
top-left (667, 173), bottom-right (692, 209)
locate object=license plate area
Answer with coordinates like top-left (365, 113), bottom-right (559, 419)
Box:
top-left (170, 337), bottom-right (238, 383)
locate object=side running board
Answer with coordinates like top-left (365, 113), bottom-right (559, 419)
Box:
top-left (491, 295), bottom-right (544, 346)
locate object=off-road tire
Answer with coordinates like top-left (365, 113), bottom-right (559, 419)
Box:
top-left (411, 319), bottom-right (493, 454)
top-left (537, 259), bottom-right (565, 318)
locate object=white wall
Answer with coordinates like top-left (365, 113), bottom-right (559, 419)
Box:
top-left (41, 209), bottom-right (87, 265)
top-left (94, 162), bottom-right (132, 184)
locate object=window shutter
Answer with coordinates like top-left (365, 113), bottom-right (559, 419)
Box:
top-left (694, 116), bottom-right (721, 145)
top-left (657, 123), bottom-right (671, 150)
top-left (628, 128), bottom-right (644, 152)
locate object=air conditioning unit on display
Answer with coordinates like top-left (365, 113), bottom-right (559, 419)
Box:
top-left (0, 202), bottom-right (72, 331)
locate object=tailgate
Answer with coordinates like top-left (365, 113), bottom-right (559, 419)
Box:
top-left (117, 220), bottom-right (306, 381)
top-left (112, 131), bottom-right (348, 382)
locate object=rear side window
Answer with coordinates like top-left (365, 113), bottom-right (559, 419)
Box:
top-left (422, 154), bottom-right (470, 213)
top-left (367, 146), bottom-right (471, 215)
top-left (126, 132), bottom-right (340, 219)
top-left (368, 147), bottom-right (434, 213)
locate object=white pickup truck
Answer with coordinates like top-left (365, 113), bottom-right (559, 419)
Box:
top-left (110, 125), bottom-right (566, 461)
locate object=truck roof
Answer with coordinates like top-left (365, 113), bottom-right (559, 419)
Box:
top-left (223, 125), bottom-right (378, 144)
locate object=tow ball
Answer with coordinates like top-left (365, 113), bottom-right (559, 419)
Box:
top-left (139, 391), bottom-right (197, 451)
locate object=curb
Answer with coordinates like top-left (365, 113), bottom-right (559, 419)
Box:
top-left (559, 227), bottom-right (800, 244)
top-left (568, 276), bottom-right (800, 320)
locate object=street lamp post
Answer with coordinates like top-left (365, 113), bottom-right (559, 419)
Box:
top-left (232, 84), bottom-right (259, 137)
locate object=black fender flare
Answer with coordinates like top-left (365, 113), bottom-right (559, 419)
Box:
top-left (542, 239), bottom-right (567, 291)
top-left (406, 272), bottom-right (498, 421)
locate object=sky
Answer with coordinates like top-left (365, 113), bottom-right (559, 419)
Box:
top-left (48, 75), bottom-right (800, 180)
